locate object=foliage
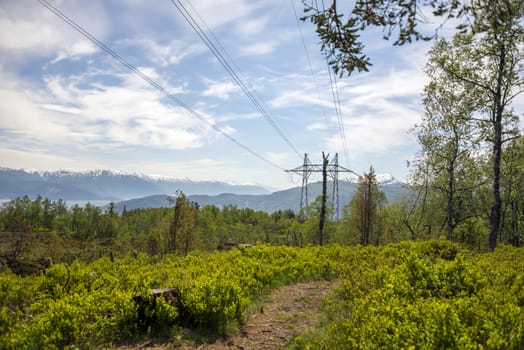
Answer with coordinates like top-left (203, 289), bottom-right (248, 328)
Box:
top-left (167, 191), bottom-right (197, 255)
top-left (0, 241), bottom-right (521, 348)
top-left (406, 0), bottom-right (523, 249)
top-left (411, 45), bottom-right (485, 242)
top-left (0, 198), bottom-right (297, 271)
top-left (290, 240), bottom-right (524, 349)
top-left (343, 166), bottom-right (387, 245)
top-left (0, 244), bottom-right (347, 349)
top-left (499, 137), bottom-right (524, 246)
top-left (301, 0), bottom-right (523, 76)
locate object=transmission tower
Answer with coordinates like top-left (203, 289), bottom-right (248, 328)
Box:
top-left (286, 153), bottom-right (355, 219)
top-left (286, 153), bottom-right (313, 209)
top-left (328, 153), bottom-right (340, 220)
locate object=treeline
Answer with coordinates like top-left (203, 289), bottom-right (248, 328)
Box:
top-left (0, 184), bottom-right (409, 274)
top-left (1, 147), bottom-right (523, 275)
top-left (0, 194), bottom-right (292, 273)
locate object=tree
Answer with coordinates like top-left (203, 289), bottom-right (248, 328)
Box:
top-left (380, 200), bottom-right (413, 243)
top-left (302, 0), bottom-right (523, 76)
top-left (42, 198), bottom-right (53, 231)
top-left (29, 195), bottom-right (43, 230)
top-left (413, 58), bottom-right (484, 241)
top-left (197, 205), bottom-right (222, 250)
top-left (346, 166), bottom-right (387, 245)
top-left (428, 12), bottom-right (523, 250)
top-left (168, 191), bottom-right (197, 255)
top-left (318, 152), bottom-right (329, 245)
top-left (305, 0), bottom-right (523, 250)
top-left (500, 137), bottom-right (524, 245)
top-left (107, 202), bottom-right (117, 218)
top-left (51, 199), bottom-right (70, 235)
top-left (299, 195), bottom-right (335, 245)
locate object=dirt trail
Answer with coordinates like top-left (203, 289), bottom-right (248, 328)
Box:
top-left (194, 280), bottom-right (336, 350)
top-left (127, 280), bottom-right (336, 350)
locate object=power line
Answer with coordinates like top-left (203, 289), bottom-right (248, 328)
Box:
top-left (170, 0), bottom-right (302, 159)
top-left (37, 0), bottom-right (285, 172)
top-left (292, 0), bottom-right (350, 168)
top-left (327, 66), bottom-right (351, 167)
top-left (318, 0), bottom-right (351, 168)
top-left (290, 0), bottom-right (331, 129)
top-left (183, 0), bottom-right (276, 133)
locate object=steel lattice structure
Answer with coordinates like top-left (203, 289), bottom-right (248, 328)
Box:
top-left (286, 153), bottom-right (356, 219)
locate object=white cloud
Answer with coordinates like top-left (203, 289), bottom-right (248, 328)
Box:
top-left (239, 41), bottom-right (278, 56)
top-left (327, 105), bottom-right (420, 158)
top-left (306, 122), bottom-right (328, 131)
top-left (202, 79), bottom-right (240, 100)
top-left (130, 158), bottom-right (243, 183)
top-left (0, 17), bottom-right (57, 52)
top-left (50, 40), bottom-right (98, 64)
top-left (43, 75), bottom-right (77, 104)
top-left (41, 104), bottom-right (83, 115)
top-left (270, 86), bottom-right (333, 109)
top-left (180, 0), bottom-right (266, 30)
top-left (0, 147), bottom-right (98, 171)
top-left (343, 69), bottom-right (427, 107)
top-left (265, 61), bottom-right (428, 159)
top-left (215, 112), bottom-right (259, 122)
top-left (0, 86), bottom-right (74, 145)
top-left (236, 15), bottom-right (271, 35)
top-left (0, 68), bottom-right (215, 152)
top-left (0, 0), bottom-right (442, 190)
top-left (0, 0), bottom-right (108, 61)
top-left (264, 151), bottom-right (293, 165)
top-left (118, 38), bottom-right (205, 67)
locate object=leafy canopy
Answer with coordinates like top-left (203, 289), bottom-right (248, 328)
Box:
top-left (302, 0), bottom-right (524, 76)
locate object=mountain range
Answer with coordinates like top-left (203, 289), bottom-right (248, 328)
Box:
top-left (116, 180), bottom-right (410, 215)
top-left (0, 168), bottom-right (269, 200)
top-left (0, 167), bottom-right (411, 214)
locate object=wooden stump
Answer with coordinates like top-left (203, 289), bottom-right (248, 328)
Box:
top-left (133, 287), bottom-right (182, 329)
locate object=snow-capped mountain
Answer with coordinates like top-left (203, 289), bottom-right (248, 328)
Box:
top-left (0, 167), bottom-right (270, 200)
top-left (376, 173), bottom-right (400, 185)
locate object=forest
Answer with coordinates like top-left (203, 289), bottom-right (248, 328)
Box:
top-left (1, 132), bottom-right (523, 273)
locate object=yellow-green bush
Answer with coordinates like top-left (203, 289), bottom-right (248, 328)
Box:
top-left (290, 242), bottom-right (524, 350)
top-left (1, 241), bottom-right (522, 349)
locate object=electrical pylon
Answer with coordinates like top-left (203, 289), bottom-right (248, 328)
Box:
top-left (286, 153), bottom-right (355, 219)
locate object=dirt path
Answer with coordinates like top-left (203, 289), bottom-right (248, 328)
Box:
top-left (122, 280), bottom-right (336, 350)
top-left (187, 280), bottom-right (336, 350)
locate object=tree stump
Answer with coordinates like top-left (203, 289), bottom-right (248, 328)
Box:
top-left (133, 287), bottom-right (182, 329)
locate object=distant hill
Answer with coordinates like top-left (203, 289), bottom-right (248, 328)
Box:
top-left (0, 167), bottom-right (411, 215)
top-left (0, 168), bottom-right (270, 200)
top-left (113, 181), bottom-right (411, 215)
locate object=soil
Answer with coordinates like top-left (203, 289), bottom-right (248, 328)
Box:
top-left (123, 280), bottom-right (336, 350)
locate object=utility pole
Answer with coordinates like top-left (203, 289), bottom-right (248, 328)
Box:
top-left (318, 152), bottom-right (329, 245)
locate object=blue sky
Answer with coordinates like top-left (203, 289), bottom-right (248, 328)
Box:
top-left (0, 0), bottom-right (486, 190)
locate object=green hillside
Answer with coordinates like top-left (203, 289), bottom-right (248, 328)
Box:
top-left (112, 181), bottom-right (411, 215)
top-left (1, 241), bottom-right (522, 349)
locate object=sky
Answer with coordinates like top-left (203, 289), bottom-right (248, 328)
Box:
top-left (1, 0), bottom-right (518, 190)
